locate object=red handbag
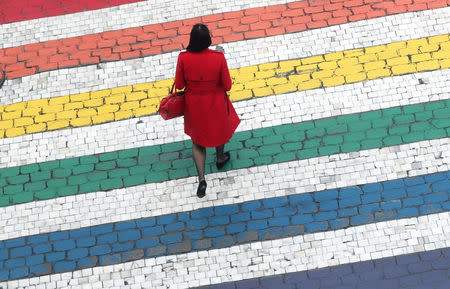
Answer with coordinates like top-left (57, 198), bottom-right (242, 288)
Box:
top-left (158, 83), bottom-right (185, 120)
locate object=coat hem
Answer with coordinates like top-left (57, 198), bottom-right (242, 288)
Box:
top-left (186, 119), bottom-right (241, 148)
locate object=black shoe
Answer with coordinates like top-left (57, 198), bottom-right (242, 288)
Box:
top-left (197, 180), bottom-right (207, 198)
top-left (216, 152), bottom-right (230, 170)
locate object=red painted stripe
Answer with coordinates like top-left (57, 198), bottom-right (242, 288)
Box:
top-left (0, 0), bottom-right (144, 24)
top-left (1, 0), bottom-right (448, 80)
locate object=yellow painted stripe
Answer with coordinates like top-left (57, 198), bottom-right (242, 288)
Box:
top-left (1, 34), bottom-right (449, 139)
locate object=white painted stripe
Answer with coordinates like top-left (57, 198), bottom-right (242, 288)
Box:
top-left (0, 0), bottom-right (292, 49)
top-left (2, 8), bottom-right (449, 105)
top-left (1, 69), bottom-right (448, 168)
top-left (3, 212), bottom-right (449, 289)
top-left (1, 138), bottom-right (448, 241)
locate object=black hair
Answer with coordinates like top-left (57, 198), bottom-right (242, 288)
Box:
top-left (186, 24), bottom-right (212, 52)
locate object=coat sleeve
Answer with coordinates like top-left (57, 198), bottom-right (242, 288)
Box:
top-left (220, 54), bottom-right (232, 91)
top-left (175, 53), bottom-right (185, 90)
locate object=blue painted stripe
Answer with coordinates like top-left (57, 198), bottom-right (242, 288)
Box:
top-left (0, 171), bottom-right (449, 281)
top-left (191, 247), bottom-right (450, 289)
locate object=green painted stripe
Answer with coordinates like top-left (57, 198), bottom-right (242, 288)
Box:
top-left (1, 99), bottom-right (449, 207)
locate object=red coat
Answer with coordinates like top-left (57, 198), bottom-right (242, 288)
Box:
top-left (175, 49), bottom-right (240, 147)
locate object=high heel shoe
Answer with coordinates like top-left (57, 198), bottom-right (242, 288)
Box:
top-left (197, 180), bottom-right (207, 198)
top-left (216, 152), bottom-right (230, 170)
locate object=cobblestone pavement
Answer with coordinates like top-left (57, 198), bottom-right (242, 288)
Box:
top-left (0, 0), bottom-right (449, 288)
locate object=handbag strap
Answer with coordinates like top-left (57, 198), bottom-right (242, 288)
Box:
top-left (170, 83), bottom-right (175, 94)
top-left (224, 92), bottom-right (230, 115)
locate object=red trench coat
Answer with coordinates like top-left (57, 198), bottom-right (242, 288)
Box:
top-left (175, 49), bottom-right (240, 147)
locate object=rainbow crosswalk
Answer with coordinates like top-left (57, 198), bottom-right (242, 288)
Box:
top-left (0, 0), bottom-right (449, 288)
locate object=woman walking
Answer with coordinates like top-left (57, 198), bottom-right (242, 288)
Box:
top-left (175, 24), bottom-right (240, 198)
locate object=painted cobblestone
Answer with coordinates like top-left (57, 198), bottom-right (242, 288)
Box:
top-left (1, 212), bottom-right (449, 288)
top-left (1, 1), bottom-right (449, 288)
top-left (2, 0), bottom-right (447, 79)
top-left (193, 248), bottom-right (450, 289)
top-left (1, 0), bottom-right (285, 51)
top-left (0, 171), bottom-right (448, 280)
top-left (2, 138), bottom-right (447, 243)
top-left (0, 100), bottom-right (448, 207)
top-left (0, 0), bottom-right (143, 24)
top-left (4, 10), bottom-right (448, 108)
top-left (2, 69), bottom-right (448, 170)
top-left (1, 34), bottom-right (450, 139)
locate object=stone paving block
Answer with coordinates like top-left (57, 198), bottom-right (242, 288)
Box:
top-left (305, 221), bottom-right (328, 232)
top-left (192, 239), bottom-right (212, 251)
top-left (45, 252), bottom-right (65, 263)
top-left (420, 250), bottom-right (442, 261)
top-left (424, 192), bottom-right (447, 204)
top-left (251, 209), bottom-right (272, 220)
top-left (338, 207), bottom-right (358, 217)
top-left (91, 224), bottom-right (113, 236)
top-left (53, 239), bottom-right (75, 251)
top-left (297, 279), bottom-right (320, 289)
top-left (29, 263), bottom-right (52, 276)
top-left (420, 270), bottom-right (447, 283)
top-left (329, 218), bottom-right (349, 230)
top-left (156, 214), bottom-right (176, 225)
top-left (48, 231), bottom-right (68, 241)
top-left (230, 212), bottom-right (250, 223)
top-left (320, 276), bottom-right (341, 288)
top-left (420, 202), bottom-right (444, 214)
top-left (291, 214), bottom-right (314, 225)
top-left (303, 138), bottom-right (322, 149)
top-left (32, 243), bottom-right (51, 255)
top-left (259, 275), bottom-right (284, 288)
top-left (9, 268), bottom-right (28, 280)
top-left (382, 188), bottom-right (406, 200)
top-left (97, 233), bottom-right (118, 245)
top-left (424, 173), bottom-right (447, 183)
top-left (99, 253), bottom-right (121, 266)
top-left (430, 258), bottom-right (450, 270)
top-left (341, 273), bottom-right (359, 286)
top-left (408, 261), bottom-right (432, 273)
top-left (236, 231), bottom-right (258, 243)
top-left (359, 203), bottom-right (380, 214)
top-left (226, 223), bottom-right (246, 235)
top-left (406, 184), bottom-right (430, 197)
top-left (212, 236), bottom-right (233, 249)
top-left (268, 217), bottom-right (290, 227)
top-left (76, 237), bottom-right (95, 248)
top-left (165, 221), bottom-right (185, 232)
top-left (314, 189), bottom-right (338, 201)
top-left (377, 279), bottom-right (399, 289)
top-left (274, 206), bottom-right (296, 217)
top-left (89, 245), bottom-right (111, 256)
top-left (431, 180), bottom-right (450, 192)
top-left (111, 242), bottom-right (134, 253)
top-left (186, 219), bottom-right (208, 230)
top-left (314, 211), bottom-right (337, 221)
top-left (122, 249), bottom-right (144, 262)
top-left (67, 248), bottom-right (88, 261)
top-left (263, 197), bottom-right (287, 208)
top-left (191, 208), bottom-right (214, 219)
top-left (0, 249), bottom-right (8, 261)
top-left (167, 240), bottom-right (192, 254)
top-left (4, 258), bottom-right (25, 269)
top-left (215, 204), bottom-right (239, 216)
top-left (340, 197), bottom-right (361, 208)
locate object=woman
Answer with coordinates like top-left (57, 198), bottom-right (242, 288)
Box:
top-left (175, 24), bottom-right (240, 198)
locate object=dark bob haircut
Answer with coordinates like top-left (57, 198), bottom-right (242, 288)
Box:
top-left (186, 24), bottom-right (212, 52)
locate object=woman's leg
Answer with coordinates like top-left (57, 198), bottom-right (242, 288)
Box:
top-left (216, 145), bottom-right (226, 162)
top-left (192, 142), bottom-right (206, 181)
